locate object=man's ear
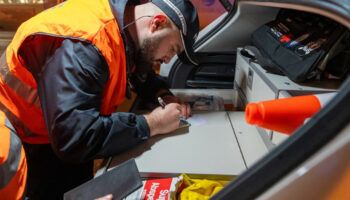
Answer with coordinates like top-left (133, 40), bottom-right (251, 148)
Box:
top-left (150, 14), bottom-right (167, 32)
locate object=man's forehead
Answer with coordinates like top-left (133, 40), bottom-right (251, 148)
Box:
top-left (163, 16), bottom-right (184, 54)
top-left (174, 29), bottom-right (184, 54)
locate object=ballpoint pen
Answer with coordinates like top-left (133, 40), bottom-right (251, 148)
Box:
top-left (157, 97), bottom-right (167, 108)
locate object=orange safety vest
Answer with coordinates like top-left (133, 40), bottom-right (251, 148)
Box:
top-left (0, 0), bottom-right (126, 144)
top-left (0, 111), bottom-right (27, 200)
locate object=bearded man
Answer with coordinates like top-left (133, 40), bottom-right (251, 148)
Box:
top-left (0, 0), bottom-right (199, 199)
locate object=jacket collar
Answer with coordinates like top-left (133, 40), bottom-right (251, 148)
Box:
top-left (108, 0), bottom-right (139, 74)
top-left (108, 0), bottom-right (141, 99)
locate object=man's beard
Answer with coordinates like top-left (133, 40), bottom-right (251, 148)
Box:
top-left (134, 35), bottom-right (161, 74)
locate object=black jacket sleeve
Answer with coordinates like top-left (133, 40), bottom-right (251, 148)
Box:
top-left (130, 69), bottom-right (172, 103)
top-left (20, 36), bottom-right (150, 163)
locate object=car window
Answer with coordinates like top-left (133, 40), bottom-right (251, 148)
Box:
top-left (191, 0), bottom-right (235, 30)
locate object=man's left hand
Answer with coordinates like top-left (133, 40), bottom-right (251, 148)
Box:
top-left (162, 95), bottom-right (191, 119)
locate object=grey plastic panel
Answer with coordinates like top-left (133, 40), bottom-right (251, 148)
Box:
top-left (229, 112), bottom-right (269, 167)
top-left (257, 123), bottom-right (350, 200)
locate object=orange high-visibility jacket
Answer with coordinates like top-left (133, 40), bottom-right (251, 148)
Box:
top-left (0, 0), bottom-right (126, 144)
top-left (0, 111), bottom-right (27, 200)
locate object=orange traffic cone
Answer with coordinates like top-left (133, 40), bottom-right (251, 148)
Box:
top-left (245, 93), bottom-right (336, 134)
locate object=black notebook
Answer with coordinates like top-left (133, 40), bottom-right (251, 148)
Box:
top-left (64, 159), bottom-right (142, 200)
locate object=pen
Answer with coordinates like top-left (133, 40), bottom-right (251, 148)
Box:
top-left (157, 97), bottom-right (167, 108)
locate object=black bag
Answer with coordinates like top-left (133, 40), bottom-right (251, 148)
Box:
top-left (251, 9), bottom-right (346, 82)
top-left (324, 50), bottom-right (350, 80)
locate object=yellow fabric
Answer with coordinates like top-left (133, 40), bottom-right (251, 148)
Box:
top-left (178, 174), bottom-right (229, 200)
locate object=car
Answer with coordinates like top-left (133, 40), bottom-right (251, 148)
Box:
top-left (1, 0), bottom-right (349, 199)
top-left (158, 0), bottom-right (350, 199)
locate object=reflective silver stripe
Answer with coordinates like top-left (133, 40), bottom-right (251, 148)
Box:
top-left (0, 128), bottom-right (22, 190)
top-left (0, 52), bottom-right (41, 108)
top-left (5, 117), bottom-right (17, 135)
top-left (0, 103), bottom-right (38, 138)
top-left (163, 0), bottom-right (187, 35)
top-left (180, 33), bottom-right (197, 65)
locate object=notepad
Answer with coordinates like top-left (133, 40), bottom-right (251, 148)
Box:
top-left (64, 159), bottom-right (142, 200)
top-left (186, 114), bottom-right (208, 126)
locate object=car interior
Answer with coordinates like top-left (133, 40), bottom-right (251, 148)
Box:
top-left (159, 0), bottom-right (350, 199)
top-left (1, 0), bottom-right (349, 199)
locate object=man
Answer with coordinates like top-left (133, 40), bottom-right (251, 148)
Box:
top-left (0, 0), bottom-right (199, 199)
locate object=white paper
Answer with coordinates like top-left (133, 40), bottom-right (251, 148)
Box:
top-left (187, 114), bottom-right (208, 126)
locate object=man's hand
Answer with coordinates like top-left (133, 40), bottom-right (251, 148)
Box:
top-left (95, 194), bottom-right (113, 200)
top-left (144, 103), bottom-right (182, 136)
top-left (161, 95), bottom-right (191, 119)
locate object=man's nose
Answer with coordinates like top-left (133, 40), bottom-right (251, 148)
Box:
top-left (165, 53), bottom-right (176, 63)
top-left (164, 58), bottom-right (170, 64)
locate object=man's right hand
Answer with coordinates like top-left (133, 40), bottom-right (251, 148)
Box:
top-left (144, 103), bottom-right (182, 136)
